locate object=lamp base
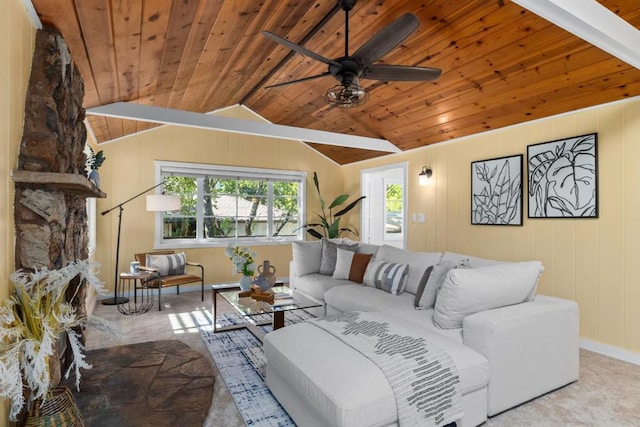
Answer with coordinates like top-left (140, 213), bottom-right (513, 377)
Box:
top-left (101, 296), bottom-right (129, 305)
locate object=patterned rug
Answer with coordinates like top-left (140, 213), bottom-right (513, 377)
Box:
top-left (195, 309), bottom-right (314, 427)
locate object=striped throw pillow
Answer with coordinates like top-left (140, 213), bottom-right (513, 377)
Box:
top-left (146, 252), bottom-right (186, 276)
top-left (364, 261), bottom-right (409, 295)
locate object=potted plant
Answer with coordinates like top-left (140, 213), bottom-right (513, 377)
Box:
top-left (225, 244), bottom-right (257, 291)
top-left (301, 171), bottom-right (366, 239)
top-left (86, 146), bottom-right (106, 188)
top-left (0, 259), bottom-right (109, 422)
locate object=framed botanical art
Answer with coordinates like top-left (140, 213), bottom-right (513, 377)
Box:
top-left (471, 154), bottom-right (523, 225)
top-left (527, 133), bottom-right (598, 218)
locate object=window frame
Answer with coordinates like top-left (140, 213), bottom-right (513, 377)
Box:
top-left (153, 161), bottom-right (306, 249)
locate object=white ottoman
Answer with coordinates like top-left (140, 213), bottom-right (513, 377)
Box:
top-left (264, 321), bottom-right (490, 427)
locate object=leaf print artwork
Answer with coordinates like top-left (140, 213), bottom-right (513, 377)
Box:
top-left (471, 155), bottom-right (523, 225)
top-left (527, 133), bottom-right (598, 218)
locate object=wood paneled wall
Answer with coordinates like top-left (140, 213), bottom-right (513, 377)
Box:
top-left (342, 96), bottom-right (640, 354)
top-left (1, 1), bottom-right (36, 425)
top-left (94, 105), bottom-right (343, 293)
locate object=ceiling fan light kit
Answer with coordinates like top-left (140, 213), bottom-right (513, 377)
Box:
top-left (324, 80), bottom-right (368, 108)
top-left (262, 0), bottom-right (441, 108)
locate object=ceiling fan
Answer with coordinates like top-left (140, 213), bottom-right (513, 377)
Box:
top-left (262, 0), bottom-right (441, 108)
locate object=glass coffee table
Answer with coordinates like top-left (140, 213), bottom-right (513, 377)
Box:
top-left (212, 284), bottom-right (321, 342)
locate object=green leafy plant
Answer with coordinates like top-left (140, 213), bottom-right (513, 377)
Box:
top-left (302, 172), bottom-right (366, 239)
top-left (87, 146), bottom-right (106, 171)
top-left (0, 260), bottom-right (110, 421)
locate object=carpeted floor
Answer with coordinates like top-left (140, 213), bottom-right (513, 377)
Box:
top-left (84, 289), bottom-right (640, 427)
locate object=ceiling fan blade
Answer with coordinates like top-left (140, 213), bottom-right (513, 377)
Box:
top-left (352, 13), bottom-right (419, 66)
top-left (262, 31), bottom-right (342, 67)
top-left (362, 64), bottom-right (441, 81)
top-left (265, 72), bottom-right (332, 89)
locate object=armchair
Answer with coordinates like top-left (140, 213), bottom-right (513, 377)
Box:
top-left (135, 250), bottom-right (204, 311)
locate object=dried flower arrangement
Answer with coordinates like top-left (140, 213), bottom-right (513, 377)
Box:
top-left (0, 259), bottom-right (110, 421)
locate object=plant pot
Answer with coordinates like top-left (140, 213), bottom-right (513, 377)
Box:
top-left (25, 386), bottom-right (84, 427)
top-left (88, 169), bottom-right (100, 188)
top-left (239, 274), bottom-right (252, 291)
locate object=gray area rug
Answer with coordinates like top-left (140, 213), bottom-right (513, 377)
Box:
top-left (197, 311), bottom-right (315, 427)
top-left (65, 340), bottom-right (215, 427)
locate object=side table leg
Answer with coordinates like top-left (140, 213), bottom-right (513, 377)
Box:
top-left (273, 311), bottom-right (285, 330)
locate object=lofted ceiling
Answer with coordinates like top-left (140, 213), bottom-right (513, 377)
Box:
top-left (31, 0), bottom-right (640, 165)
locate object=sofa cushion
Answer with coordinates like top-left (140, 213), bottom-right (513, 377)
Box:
top-left (416, 258), bottom-right (470, 310)
top-left (294, 273), bottom-right (354, 301)
top-left (363, 260), bottom-right (409, 295)
top-left (440, 252), bottom-right (543, 302)
top-left (319, 239), bottom-right (358, 275)
top-left (146, 252), bottom-right (186, 276)
top-left (332, 248), bottom-right (372, 283)
top-left (434, 261), bottom-right (543, 329)
top-left (375, 245), bottom-right (442, 294)
top-left (324, 285), bottom-right (464, 343)
top-left (291, 241), bottom-right (322, 276)
top-left (325, 283), bottom-right (414, 313)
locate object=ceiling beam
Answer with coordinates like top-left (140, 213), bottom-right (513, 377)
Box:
top-left (513, 0), bottom-right (640, 69)
top-left (87, 102), bottom-right (400, 153)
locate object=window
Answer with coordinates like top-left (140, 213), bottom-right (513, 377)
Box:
top-left (385, 182), bottom-right (403, 235)
top-left (154, 161), bottom-right (306, 248)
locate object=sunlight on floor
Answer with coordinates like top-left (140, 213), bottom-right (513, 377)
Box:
top-left (167, 307), bottom-right (213, 334)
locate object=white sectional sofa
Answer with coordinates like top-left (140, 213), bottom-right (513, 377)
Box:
top-left (263, 240), bottom-right (579, 427)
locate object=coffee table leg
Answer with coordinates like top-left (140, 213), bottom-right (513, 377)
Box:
top-left (273, 311), bottom-right (285, 330)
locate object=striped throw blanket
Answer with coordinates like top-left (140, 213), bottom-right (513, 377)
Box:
top-left (308, 311), bottom-right (462, 426)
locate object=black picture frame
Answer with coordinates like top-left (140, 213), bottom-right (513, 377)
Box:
top-left (527, 133), bottom-right (598, 219)
top-left (471, 154), bottom-right (523, 226)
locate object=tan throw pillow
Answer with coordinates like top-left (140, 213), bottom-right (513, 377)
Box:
top-left (332, 248), bottom-right (373, 283)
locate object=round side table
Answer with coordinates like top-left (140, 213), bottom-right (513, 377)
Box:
top-left (117, 271), bottom-right (157, 315)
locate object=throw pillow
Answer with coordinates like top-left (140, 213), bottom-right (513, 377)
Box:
top-left (413, 266), bottom-right (433, 309)
top-left (433, 261), bottom-right (543, 329)
top-left (319, 239), bottom-right (358, 275)
top-left (146, 252), bottom-right (186, 276)
top-left (415, 259), bottom-right (469, 310)
top-left (291, 240), bottom-right (322, 276)
top-left (440, 251), bottom-right (543, 302)
top-left (363, 260), bottom-right (409, 295)
top-left (332, 248), bottom-right (373, 283)
top-left (375, 245), bottom-right (442, 295)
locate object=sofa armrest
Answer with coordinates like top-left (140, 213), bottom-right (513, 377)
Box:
top-left (463, 295), bottom-right (579, 416)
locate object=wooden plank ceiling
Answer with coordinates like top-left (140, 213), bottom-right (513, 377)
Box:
top-left (32, 0), bottom-right (640, 165)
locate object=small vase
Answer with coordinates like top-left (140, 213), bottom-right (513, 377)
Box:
top-left (239, 274), bottom-right (252, 291)
top-left (88, 169), bottom-right (100, 188)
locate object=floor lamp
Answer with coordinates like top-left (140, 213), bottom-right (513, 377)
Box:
top-left (100, 182), bottom-right (181, 305)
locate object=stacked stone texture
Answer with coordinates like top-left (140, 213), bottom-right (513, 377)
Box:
top-left (15, 27), bottom-right (89, 272)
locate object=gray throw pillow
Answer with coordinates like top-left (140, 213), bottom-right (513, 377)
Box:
top-left (414, 266), bottom-right (433, 309)
top-left (415, 259), bottom-right (469, 309)
top-left (292, 241), bottom-right (322, 276)
top-left (319, 239), bottom-right (358, 275)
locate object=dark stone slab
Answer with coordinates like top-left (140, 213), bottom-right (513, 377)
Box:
top-left (64, 340), bottom-right (214, 426)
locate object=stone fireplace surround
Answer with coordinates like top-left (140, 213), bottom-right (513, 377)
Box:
top-left (12, 26), bottom-right (105, 387)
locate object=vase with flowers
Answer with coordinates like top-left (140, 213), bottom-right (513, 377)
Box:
top-left (225, 244), bottom-right (257, 291)
top-left (0, 259), bottom-right (110, 422)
